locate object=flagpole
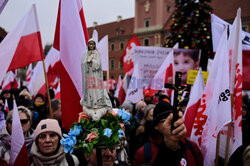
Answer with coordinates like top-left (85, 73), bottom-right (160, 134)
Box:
top-left (224, 94), bottom-right (234, 165)
top-left (215, 132), bottom-right (221, 166)
top-left (42, 60), bottom-right (53, 118)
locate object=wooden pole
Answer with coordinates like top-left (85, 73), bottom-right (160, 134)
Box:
top-left (224, 94), bottom-right (234, 166)
top-left (42, 59), bottom-right (53, 118)
top-left (215, 132), bottom-right (221, 166)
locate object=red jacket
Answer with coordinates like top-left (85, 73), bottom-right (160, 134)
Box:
top-left (133, 137), bottom-right (203, 166)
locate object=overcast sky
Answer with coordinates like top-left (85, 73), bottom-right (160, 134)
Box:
top-left (0, 0), bottom-right (135, 47)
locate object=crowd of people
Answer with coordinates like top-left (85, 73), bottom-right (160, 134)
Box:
top-left (0, 86), bottom-right (250, 166)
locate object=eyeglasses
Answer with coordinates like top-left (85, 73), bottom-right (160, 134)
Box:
top-left (38, 133), bottom-right (58, 140)
top-left (8, 119), bottom-right (29, 125)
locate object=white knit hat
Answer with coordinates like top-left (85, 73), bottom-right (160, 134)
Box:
top-left (34, 119), bottom-right (62, 140)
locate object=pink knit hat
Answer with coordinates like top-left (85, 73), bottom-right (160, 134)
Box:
top-left (34, 119), bottom-right (62, 140)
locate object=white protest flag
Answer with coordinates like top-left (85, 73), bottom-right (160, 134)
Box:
top-left (125, 64), bottom-right (144, 103)
top-left (28, 48), bottom-right (60, 97)
top-left (184, 68), bottom-right (205, 138)
top-left (0, 4), bottom-right (44, 84)
top-left (98, 35), bottom-right (109, 71)
top-left (92, 29), bottom-right (98, 44)
top-left (190, 29), bottom-right (231, 166)
top-left (10, 100), bottom-right (30, 165)
top-left (219, 8), bottom-right (243, 158)
top-left (115, 75), bottom-right (122, 97)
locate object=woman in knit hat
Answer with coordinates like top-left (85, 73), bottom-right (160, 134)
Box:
top-left (0, 106), bottom-right (34, 163)
top-left (30, 119), bottom-right (79, 166)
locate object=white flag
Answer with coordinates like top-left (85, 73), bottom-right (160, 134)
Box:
top-left (190, 28), bottom-right (231, 166)
top-left (125, 64), bottom-right (144, 103)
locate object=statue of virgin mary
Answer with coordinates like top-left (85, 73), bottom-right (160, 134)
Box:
top-left (80, 38), bottom-right (112, 120)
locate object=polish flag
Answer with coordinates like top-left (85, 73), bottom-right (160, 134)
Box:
top-left (4, 99), bottom-right (9, 113)
top-left (10, 100), bottom-right (30, 166)
top-left (1, 70), bottom-right (18, 90)
top-left (184, 68), bottom-right (205, 138)
top-left (23, 64), bottom-right (33, 86)
top-left (120, 34), bottom-right (141, 75)
top-left (0, 4), bottom-right (44, 84)
top-left (28, 47), bottom-right (60, 97)
top-left (53, 0), bottom-right (89, 130)
top-left (116, 74), bottom-right (129, 105)
top-left (151, 50), bottom-right (174, 90)
top-left (54, 82), bottom-right (61, 99)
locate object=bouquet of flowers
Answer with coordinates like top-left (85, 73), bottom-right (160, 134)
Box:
top-left (60, 108), bottom-right (130, 155)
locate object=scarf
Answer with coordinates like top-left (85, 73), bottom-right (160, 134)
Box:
top-left (31, 144), bottom-right (65, 166)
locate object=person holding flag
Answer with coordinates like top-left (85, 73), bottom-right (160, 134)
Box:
top-left (0, 105), bottom-right (33, 164)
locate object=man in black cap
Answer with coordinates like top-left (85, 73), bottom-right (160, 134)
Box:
top-left (133, 100), bottom-right (203, 166)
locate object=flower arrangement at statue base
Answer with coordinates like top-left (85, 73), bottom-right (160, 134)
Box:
top-left (60, 108), bottom-right (130, 155)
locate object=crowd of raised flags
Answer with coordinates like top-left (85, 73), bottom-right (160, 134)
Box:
top-left (0, 0), bottom-right (249, 165)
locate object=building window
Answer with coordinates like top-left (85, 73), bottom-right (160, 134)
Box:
top-left (120, 42), bottom-right (124, 50)
top-left (119, 62), bottom-right (123, 69)
top-left (110, 43), bottom-right (115, 51)
top-left (144, 19), bottom-right (150, 28)
top-left (243, 24), bottom-right (248, 32)
top-left (110, 59), bottom-right (115, 69)
top-left (167, 5), bottom-right (171, 12)
top-left (144, 38), bottom-right (149, 46)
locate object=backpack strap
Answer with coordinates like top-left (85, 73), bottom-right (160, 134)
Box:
top-left (144, 141), bottom-right (152, 164)
top-left (65, 153), bottom-right (75, 166)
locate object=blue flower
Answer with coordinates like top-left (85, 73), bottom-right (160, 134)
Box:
top-left (68, 125), bottom-right (82, 136)
top-left (118, 129), bottom-right (124, 139)
top-left (60, 134), bottom-right (77, 154)
top-left (103, 128), bottom-right (112, 138)
top-left (118, 109), bottom-right (131, 125)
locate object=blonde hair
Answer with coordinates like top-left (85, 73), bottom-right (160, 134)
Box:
top-left (6, 106), bottom-right (33, 124)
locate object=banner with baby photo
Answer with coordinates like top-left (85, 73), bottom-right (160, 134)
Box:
top-left (173, 48), bottom-right (201, 85)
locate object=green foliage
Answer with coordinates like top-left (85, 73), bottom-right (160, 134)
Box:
top-left (72, 113), bottom-right (122, 155)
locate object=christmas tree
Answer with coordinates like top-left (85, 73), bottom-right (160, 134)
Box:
top-left (165, 0), bottom-right (213, 70)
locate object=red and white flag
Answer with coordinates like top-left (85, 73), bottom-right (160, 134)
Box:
top-left (1, 70), bottom-right (18, 90)
top-left (4, 99), bottom-right (9, 113)
top-left (219, 9), bottom-right (243, 158)
top-left (211, 13), bottom-right (250, 89)
top-left (116, 74), bottom-right (129, 105)
top-left (10, 100), bottom-right (30, 166)
top-left (184, 68), bottom-right (205, 138)
top-left (190, 28), bottom-right (231, 166)
top-left (54, 82), bottom-right (61, 99)
top-left (120, 34), bottom-right (141, 75)
top-left (28, 47), bottom-right (60, 97)
top-left (23, 64), bottom-right (33, 86)
top-left (53, 0), bottom-right (89, 130)
top-left (151, 50), bottom-right (174, 90)
top-left (0, 4), bottom-right (44, 84)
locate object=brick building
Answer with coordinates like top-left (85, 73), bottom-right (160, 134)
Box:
top-left (87, 0), bottom-right (250, 81)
